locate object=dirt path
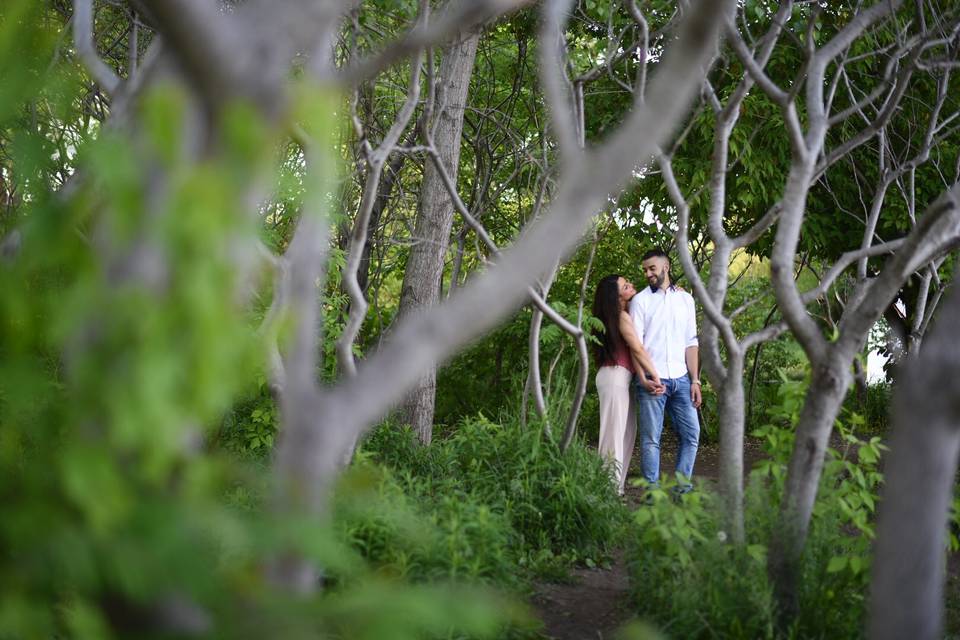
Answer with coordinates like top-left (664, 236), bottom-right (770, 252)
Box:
top-left (530, 549), bottom-right (633, 640)
top-left (529, 434), bottom-right (764, 639)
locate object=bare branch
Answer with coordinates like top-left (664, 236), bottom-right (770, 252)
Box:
top-left (74, 0), bottom-right (122, 94)
top-left (314, 0), bottom-right (732, 457)
top-left (131, 0), bottom-right (248, 113)
top-left (840, 182), bottom-right (960, 351)
top-left (626, 0), bottom-right (649, 100)
top-left (539, 0), bottom-right (580, 162)
top-left (338, 0), bottom-right (533, 86)
top-left (816, 0), bottom-right (906, 66)
top-left (723, 18), bottom-right (790, 106)
top-left (658, 153), bottom-right (735, 392)
top-left (732, 203), bottom-right (781, 249)
top-left (337, 5), bottom-right (427, 377)
top-left (799, 239), bottom-right (907, 305)
top-left (741, 320), bottom-right (789, 350)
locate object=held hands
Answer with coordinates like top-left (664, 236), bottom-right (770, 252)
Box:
top-left (641, 375), bottom-right (665, 395)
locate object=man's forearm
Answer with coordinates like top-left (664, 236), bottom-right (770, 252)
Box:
top-left (685, 346), bottom-right (699, 381)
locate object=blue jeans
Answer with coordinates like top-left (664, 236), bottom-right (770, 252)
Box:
top-left (635, 376), bottom-right (700, 487)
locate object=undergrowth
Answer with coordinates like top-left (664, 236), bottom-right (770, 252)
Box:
top-left (622, 373), bottom-right (960, 639)
top-left (344, 415), bottom-right (628, 585)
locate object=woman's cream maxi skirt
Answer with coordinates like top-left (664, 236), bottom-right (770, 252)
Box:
top-left (596, 365), bottom-right (636, 494)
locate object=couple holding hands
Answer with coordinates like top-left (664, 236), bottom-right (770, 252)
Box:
top-left (591, 248), bottom-right (702, 496)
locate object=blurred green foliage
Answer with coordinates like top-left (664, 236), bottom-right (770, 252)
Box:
top-left (0, 4), bottom-right (517, 638)
top-left (360, 415), bottom-right (629, 579)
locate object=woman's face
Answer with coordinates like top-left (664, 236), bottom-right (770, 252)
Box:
top-left (617, 277), bottom-right (636, 307)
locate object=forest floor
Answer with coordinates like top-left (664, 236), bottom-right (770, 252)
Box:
top-left (528, 433), bottom-right (765, 640)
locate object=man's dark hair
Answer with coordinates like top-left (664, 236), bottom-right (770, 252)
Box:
top-left (642, 247), bottom-right (669, 262)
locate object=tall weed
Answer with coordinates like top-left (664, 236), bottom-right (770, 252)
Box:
top-left (361, 415), bottom-right (628, 578)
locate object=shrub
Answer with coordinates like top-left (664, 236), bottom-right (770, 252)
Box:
top-left (625, 378), bottom-right (892, 639)
top-left (361, 415), bottom-right (628, 577)
top-left (333, 459), bottom-right (519, 587)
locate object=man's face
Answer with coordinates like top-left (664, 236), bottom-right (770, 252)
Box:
top-left (642, 256), bottom-right (669, 289)
top-left (617, 277), bottom-right (636, 305)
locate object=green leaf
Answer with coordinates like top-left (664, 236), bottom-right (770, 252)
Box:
top-left (849, 556), bottom-right (864, 575)
top-left (747, 544), bottom-right (766, 563)
top-left (826, 556), bottom-right (848, 573)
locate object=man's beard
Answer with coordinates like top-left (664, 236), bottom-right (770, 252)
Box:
top-left (649, 270), bottom-right (666, 289)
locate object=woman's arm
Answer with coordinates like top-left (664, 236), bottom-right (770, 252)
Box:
top-left (619, 311), bottom-right (660, 383)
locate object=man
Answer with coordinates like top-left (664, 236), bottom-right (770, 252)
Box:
top-left (629, 247), bottom-right (702, 490)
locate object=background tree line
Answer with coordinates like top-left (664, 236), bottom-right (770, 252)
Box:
top-left (2, 0), bottom-right (960, 638)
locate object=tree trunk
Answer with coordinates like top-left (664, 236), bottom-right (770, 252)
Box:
top-left (868, 285), bottom-right (960, 640)
top-left (397, 30), bottom-right (480, 444)
top-left (717, 350), bottom-right (746, 544)
top-left (357, 149), bottom-right (409, 295)
top-left (768, 357), bottom-right (853, 622)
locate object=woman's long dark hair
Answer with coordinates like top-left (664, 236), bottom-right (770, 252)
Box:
top-left (592, 274), bottom-right (625, 367)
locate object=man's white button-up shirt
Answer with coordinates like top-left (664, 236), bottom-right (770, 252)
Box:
top-left (628, 285), bottom-right (698, 379)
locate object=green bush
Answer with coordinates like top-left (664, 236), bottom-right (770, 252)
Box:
top-left (628, 482), bottom-right (777, 639)
top-left (361, 416), bottom-right (628, 577)
top-left (841, 380), bottom-right (892, 435)
top-left (333, 459), bottom-right (519, 587)
top-left (625, 378), bottom-right (890, 639)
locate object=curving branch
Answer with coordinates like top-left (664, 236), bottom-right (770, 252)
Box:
top-left (131, 0), bottom-right (247, 113)
top-left (73, 0), bottom-right (121, 95)
top-left (798, 239), bottom-right (907, 305)
top-left (422, 128), bottom-right (592, 446)
top-left (336, 4), bottom-right (427, 378)
top-left (312, 0), bottom-right (732, 446)
top-left (338, 0), bottom-right (534, 86)
top-left (538, 0), bottom-right (580, 163)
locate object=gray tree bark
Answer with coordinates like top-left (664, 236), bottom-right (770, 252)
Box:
top-left (868, 283), bottom-right (960, 640)
top-left (397, 29), bottom-right (480, 444)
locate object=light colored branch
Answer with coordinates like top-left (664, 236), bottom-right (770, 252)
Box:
top-left (817, 44), bottom-right (924, 176)
top-left (423, 142), bottom-right (583, 338)
top-left (732, 203), bottom-right (781, 249)
top-left (816, 0), bottom-right (905, 66)
top-left (127, 8), bottom-right (139, 83)
top-left (741, 320), bottom-right (788, 350)
top-left (657, 153), bottom-right (735, 385)
top-left (538, 0), bottom-right (580, 162)
top-left (723, 18), bottom-right (789, 106)
top-left (337, 5), bottom-right (426, 377)
top-left (827, 38), bottom-right (918, 126)
top-left (258, 251), bottom-right (289, 399)
top-left (626, 0), bottom-right (649, 101)
top-left (314, 0), bottom-right (732, 457)
top-left (799, 239), bottom-right (907, 305)
top-left (338, 0), bottom-right (533, 86)
top-left (527, 269), bottom-right (556, 428)
top-left (74, 0), bottom-right (121, 94)
top-left (268, 137), bottom-right (338, 592)
top-left (840, 183), bottom-right (960, 352)
top-left (131, 0), bottom-right (247, 113)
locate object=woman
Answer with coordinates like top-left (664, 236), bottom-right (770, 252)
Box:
top-left (592, 274), bottom-right (662, 494)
